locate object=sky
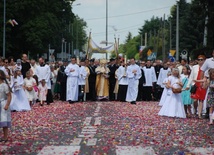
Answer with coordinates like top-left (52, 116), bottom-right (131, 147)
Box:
top-left (72, 0), bottom-right (191, 58)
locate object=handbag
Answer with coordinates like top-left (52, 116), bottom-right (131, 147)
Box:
top-left (190, 84), bottom-right (197, 94)
top-left (172, 78), bottom-right (187, 94)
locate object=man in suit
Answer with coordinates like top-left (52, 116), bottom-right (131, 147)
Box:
top-left (154, 60), bottom-right (163, 101)
top-left (108, 58), bottom-right (118, 101)
top-left (137, 61), bottom-right (146, 101)
top-left (87, 59), bottom-right (97, 101)
top-left (21, 54), bottom-right (32, 78)
top-left (57, 60), bottom-right (68, 101)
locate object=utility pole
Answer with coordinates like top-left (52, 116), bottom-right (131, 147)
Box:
top-left (106, 0), bottom-right (108, 46)
top-left (117, 35), bottom-right (120, 47)
top-left (72, 23), bottom-right (74, 57)
top-left (169, 16), bottom-right (172, 50)
top-left (3, 0), bottom-right (6, 58)
top-left (141, 33), bottom-right (143, 46)
top-left (61, 38), bottom-right (64, 60)
top-left (145, 33), bottom-right (147, 47)
top-left (48, 44), bottom-right (50, 61)
top-left (176, 2), bottom-right (179, 61)
top-left (65, 42), bottom-right (67, 60)
top-left (203, 14), bottom-right (208, 47)
top-left (68, 22), bottom-right (71, 57)
top-left (162, 14), bottom-right (166, 61)
top-left (76, 23), bottom-right (78, 50)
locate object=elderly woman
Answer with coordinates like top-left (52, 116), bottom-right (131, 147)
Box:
top-left (95, 59), bottom-right (110, 101)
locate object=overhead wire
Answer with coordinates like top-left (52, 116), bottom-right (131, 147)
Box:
top-left (85, 6), bottom-right (171, 21)
top-left (92, 23), bottom-right (143, 35)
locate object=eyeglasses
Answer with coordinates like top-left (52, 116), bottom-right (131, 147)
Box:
top-left (198, 59), bottom-right (204, 61)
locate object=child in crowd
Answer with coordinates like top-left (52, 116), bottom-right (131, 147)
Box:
top-left (207, 68), bottom-right (214, 125)
top-left (10, 68), bottom-right (31, 111)
top-left (0, 70), bottom-right (12, 142)
top-left (23, 71), bottom-right (36, 106)
top-left (33, 75), bottom-right (39, 103)
top-left (38, 79), bottom-right (48, 106)
top-left (181, 65), bottom-right (193, 118)
top-left (158, 68), bottom-right (186, 118)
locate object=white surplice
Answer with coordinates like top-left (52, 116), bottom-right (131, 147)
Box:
top-left (157, 68), bottom-right (171, 88)
top-left (117, 66), bottom-right (128, 85)
top-left (126, 64), bottom-right (142, 102)
top-left (35, 64), bottom-right (51, 89)
top-left (65, 63), bottom-right (79, 101)
top-left (78, 66), bottom-right (88, 86)
top-left (143, 66), bottom-right (157, 86)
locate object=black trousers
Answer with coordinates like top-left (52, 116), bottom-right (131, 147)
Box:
top-left (79, 85), bottom-right (85, 101)
top-left (60, 82), bottom-right (66, 101)
top-left (87, 82), bottom-right (96, 101)
top-left (118, 85), bottom-right (128, 102)
top-left (109, 82), bottom-right (116, 101)
top-left (153, 83), bottom-right (163, 101)
top-left (137, 84), bottom-right (143, 101)
top-left (142, 86), bottom-right (153, 101)
top-left (47, 89), bottom-right (53, 103)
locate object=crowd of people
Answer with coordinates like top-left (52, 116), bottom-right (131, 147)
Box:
top-left (0, 50), bottom-right (214, 142)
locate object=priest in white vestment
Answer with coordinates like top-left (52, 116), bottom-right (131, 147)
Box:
top-left (35, 57), bottom-right (53, 104)
top-left (126, 58), bottom-right (142, 104)
top-left (65, 57), bottom-right (80, 103)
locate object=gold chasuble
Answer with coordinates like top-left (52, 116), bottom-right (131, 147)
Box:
top-left (95, 59), bottom-right (110, 100)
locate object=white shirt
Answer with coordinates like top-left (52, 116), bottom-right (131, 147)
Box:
top-left (31, 64), bottom-right (38, 75)
top-left (0, 66), bottom-right (8, 76)
top-left (201, 57), bottom-right (214, 77)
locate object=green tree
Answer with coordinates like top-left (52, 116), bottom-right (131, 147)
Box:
top-left (0, 0), bottom-right (87, 60)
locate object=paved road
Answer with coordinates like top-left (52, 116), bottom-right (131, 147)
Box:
top-left (0, 101), bottom-right (213, 155)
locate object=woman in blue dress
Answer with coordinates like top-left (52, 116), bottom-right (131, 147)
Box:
top-left (181, 65), bottom-right (193, 118)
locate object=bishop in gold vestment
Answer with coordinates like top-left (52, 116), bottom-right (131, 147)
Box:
top-left (95, 59), bottom-right (110, 100)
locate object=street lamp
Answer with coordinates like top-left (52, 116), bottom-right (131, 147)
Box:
top-left (61, 38), bottom-right (65, 60)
